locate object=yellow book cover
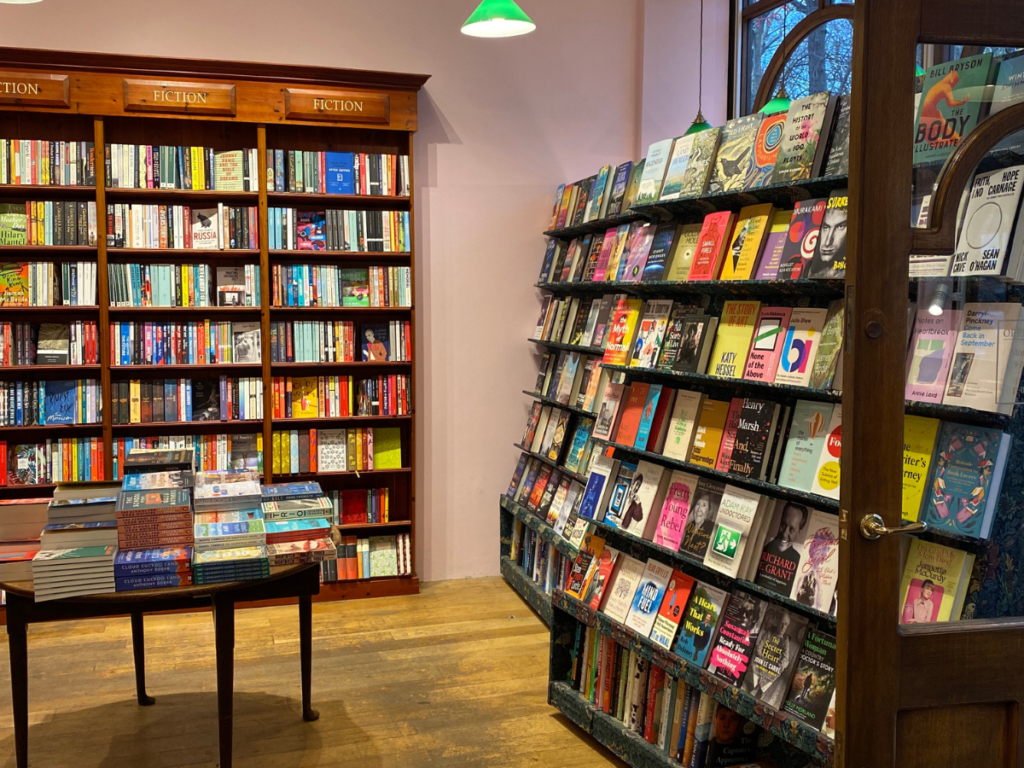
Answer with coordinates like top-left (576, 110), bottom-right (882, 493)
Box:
top-left (719, 203), bottom-right (774, 281)
top-left (272, 431), bottom-right (281, 474)
top-left (355, 428), bottom-right (364, 470)
top-left (292, 376), bottom-right (319, 419)
top-left (707, 300), bottom-right (761, 379)
top-left (129, 379), bottom-right (141, 424)
top-left (347, 430), bottom-right (357, 471)
top-left (902, 415), bottom-right (940, 522)
top-left (601, 297), bottom-right (645, 367)
top-left (688, 399), bottom-right (731, 468)
top-left (256, 434), bottom-right (264, 474)
top-left (283, 430), bottom-right (292, 473)
top-left (603, 225), bottom-right (632, 282)
top-left (899, 538), bottom-right (975, 624)
top-left (71, 439), bottom-right (77, 480)
top-left (373, 427), bottom-right (403, 469)
top-left (664, 223), bottom-right (703, 282)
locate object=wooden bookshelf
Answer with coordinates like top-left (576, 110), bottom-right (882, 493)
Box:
top-left (0, 48), bottom-right (429, 603)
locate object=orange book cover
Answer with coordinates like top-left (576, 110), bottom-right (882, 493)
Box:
top-left (613, 382), bottom-right (650, 446)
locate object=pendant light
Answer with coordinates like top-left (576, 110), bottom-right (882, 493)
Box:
top-left (759, 3), bottom-right (792, 114)
top-left (461, 0), bottom-right (535, 38)
top-left (916, 64), bottom-right (926, 77)
top-left (684, 0), bottom-right (712, 135)
top-left (0, 1), bottom-right (44, 4)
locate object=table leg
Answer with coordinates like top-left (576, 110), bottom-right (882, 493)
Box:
top-left (299, 593), bottom-right (319, 722)
top-left (213, 594), bottom-right (235, 768)
top-left (6, 595), bottom-right (28, 768)
top-left (130, 611), bottom-right (155, 706)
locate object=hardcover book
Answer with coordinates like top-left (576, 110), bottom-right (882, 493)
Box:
top-left (689, 399), bottom-right (730, 469)
top-left (613, 383), bottom-right (650, 447)
top-left (920, 422), bottom-right (1012, 539)
top-left (636, 139), bottom-right (676, 205)
top-left (809, 405), bottom-right (843, 500)
top-left (190, 207), bottom-right (220, 250)
top-left (906, 307), bottom-right (963, 403)
top-left (602, 297), bottom-right (645, 367)
top-left (771, 92), bottom-right (837, 184)
top-left (719, 203), bottom-right (774, 281)
top-left (653, 471), bottom-right (700, 550)
top-left (790, 509), bottom-right (840, 611)
top-left (662, 391), bottom-right (705, 462)
top-left (743, 306), bottom-right (792, 383)
top-left (740, 605), bottom-right (809, 708)
top-left (593, 381), bottom-right (627, 441)
top-left (714, 397), bottom-right (744, 473)
top-left (643, 224), bottom-right (681, 282)
top-left (704, 486), bottom-right (763, 579)
top-left (678, 478), bottom-right (725, 560)
top-left (707, 114), bottom-right (763, 194)
top-left (943, 303), bottom-right (1021, 414)
top-left (677, 128), bottom-right (721, 198)
top-left (687, 211), bottom-right (736, 281)
top-left (578, 453), bottom-right (621, 522)
top-left (624, 558), bottom-right (674, 637)
top-left (673, 581), bottom-right (728, 667)
top-left (707, 590), bottom-right (769, 685)
top-left (808, 300), bottom-right (845, 390)
top-left (777, 198), bottom-right (827, 280)
top-left (621, 223), bottom-right (656, 282)
top-left (663, 223), bottom-right (703, 282)
top-left (649, 569), bottom-right (696, 650)
top-left (899, 538), bottom-right (976, 623)
top-left (630, 300), bottom-right (673, 369)
top-left (782, 629), bottom-right (838, 729)
top-left (565, 530), bottom-right (607, 599)
top-left (601, 554), bottom-right (647, 623)
top-left (902, 415), bottom-right (942, 523)
top-left (746, 108), bottom-right (789, 189)
top-left (707, 300), bottom-right (760, 379)
top-left (823, 94), bottom-right (851, 177)
top-left (754, 210), bottom-right (794, 280)
top-left (607, 161), bottom-right (633, 215)
top-left (728, 398), bottom-right (781, 480)
top-left (582, 546), bottom-right (620, 609)
top-left (755, 500), bottom-right (812, 597)
top-left (778, 401), bottom-right (835, 493)
top-left (659, 136), bottom-right (697, 201)
top-left (619, 460), bottom-right (670, 538)
top-left (913, 53), bottom-right (994, 166)
top-left (670, 313), bottom-right (717, 375)
top-left (774, 307), bottom-right (829, 387)
top-left (806, 189), bottom-right (849, 280)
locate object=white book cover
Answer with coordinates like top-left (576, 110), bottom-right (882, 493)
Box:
top-left (661, 390), bottom-right (705, 461)
top-left (529, 406), bottom-right (553, 453)
top-left (630, 300), bottom-right (674, 369)
top-left (636, 138), bottom-right (675, 204)
top-left (810, 405), bottom-right (843, 500)
top-left (317, 429), bottom-right (347, 472)
top-left (943, 302), bottom-right (1023, 414)
top-left (774, 308), bottom-right (829, 387)
top-left (790, 508), bottom-right (840, 613)
top-left (601, 554), bottom-right (647, 623)
top-left (951, 165), bottom-right (1024, 277)
top-left (659, 135), bottom-right (697, 201)
top-left (620, 460), bottom-right (670, 538)
top-left (777, 401), bottom-right (835, 493)
top-left (623, 559), bottom-right (674, 637)
top-left (703, 485), bottom-right (763, 579)
top-left (191, 207), bottom-right (220, 250)
top-left (538, 407), bottom-right (565, 455)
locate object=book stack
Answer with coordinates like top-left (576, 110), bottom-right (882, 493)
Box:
top-left (115, 448), bottom-right (196, 559)
top-left (0, 496), bottom-right (51, 582)
top-left (192, 469), bottom-right (265, 554)
top-left (193, 545), bottom-right (269, 585)
top-left (260, 482), bottom-right (336, 566)
top-left (114, 547), bottom-right (193, 591)
top-left (32, 544), bottom-right (117, 602)
top-left (113, 434), bottom-right (262, 481)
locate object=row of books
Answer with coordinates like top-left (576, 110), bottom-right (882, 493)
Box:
top-left (321, 533), bottom-right (412, 582)
top-left (267, 149), bottom-right (410, 197)
top-left (109, 376), bottom-right (264, 424)
top-left (105, 145), bottom-right (261, 192)
top-left (268, 319), bottom-right (412, 363)
top-left (0, 139), bottom-right (96, 187)
top-left (0, 379), bottom-right (102, 426)
top-left (109, 319), bottom-right (261, 366)
top-left (269, 264), bottom-right (411, 308)
top-left (0, 201), bottom-right (98, 246)
top-left (0, 261), bottom-right (97, 307)
top-left (106, 263), bottom-right (260, 308)
top-left (272, 375), bottom-right (361, 419)
top-left (0, 438), bottom-right (105, 485)
top-left (336, 488), bottom-right (390, 525)
top-left (543, 192), bottom-right (847, 287)
top-left (550, 91), bottom-right (848, 234)
top-left (1, 321), bottom-right (99, 367)
top-left (112, 434), bottom-right (261, 479)
top-left (267, 208), bottom-right (411, 253)
top-left (272, 426), bottom-right (402, 475)
top-left (106, 204), bottom-right (259, 250)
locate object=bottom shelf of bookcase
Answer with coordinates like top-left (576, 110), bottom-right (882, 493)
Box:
top-left (0, 575), bottom-right (420, 625)
top-left (500, 555), bottom-right (553, 626)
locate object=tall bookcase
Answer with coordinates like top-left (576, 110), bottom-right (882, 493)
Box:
top-left (0, 48), bottom-right (428, 606)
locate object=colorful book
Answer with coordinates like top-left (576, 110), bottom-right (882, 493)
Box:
top-left (602, 297), bottom-right (645, 367)
top-left (621, 223), bottom-right (656, 282)
top-left (678, 478), bottom-right (725, 560)
top-left (707, 590), bottom-right (769, 685)
top-left (630, 300), bottom-right (674, 369)
top-left (782, 629), bottom-right (838, 730)
top-left (778, 401), bottom-right (835, 493)
top-left (746, 108), bottom-right (789, 189)
top-left (743, 306), bottom-right (792, 383)
top-left (719, 203), bottom-right (774, 281)
top-left (707, 300), bottom-right (760, 379)
top-left (649, 570), bottom-right (696, 650)
top-left (777, 198), bottom-right (827, 280)
top-left (754, 210), bottom-right (794, 280)
top-left (707, 114), bottom-right (763, 194)
top-left (673, 581), bottom-right (728, 667)
top-left (899, 538), bottom-right (976, 623)
top-left (771, 92), bottom-right (837, 184)
top-left (902, 415), bottom-right (941, 523)
top-left (624, 559), bottom-right (674, 637)
top-left (653, 471), bottom-right (701, 551)
top-left (913, 53), bottom-right (995, 166)
top-left (689, 399), bottom-right (731, 469)
top-left (906, 307), bottom-right (963, 403)
top-left (805, 189), bottom-right (849, 280)
top-left (774, 307), bottom-right (829, 387)
top-left (790, 509), bottom-right (840, 611)
top-left (677, 128), bottom-right (721, 198)
top-left (809, 405), bottom-right (843, 500)
top-left (687, 212), bottom-right (736, 281)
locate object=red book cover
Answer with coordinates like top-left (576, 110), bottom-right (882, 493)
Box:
top-left (310, 429), bottom-right (317, 473)
top-left (613, 383), bottom-right (650, 446)
top-left (687, 211), bottom-right (736, 281)
top-left (602, 636), bottom-right (616, 713)
top-left (643, 665), bottom-right (666, 743)
top-left (649, 570), bottom-right (696, 650)
top-left (715, 397), bottom-right (745, 472)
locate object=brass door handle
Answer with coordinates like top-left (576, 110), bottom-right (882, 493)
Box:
top-left (859, 514), bottom-right (928, 540)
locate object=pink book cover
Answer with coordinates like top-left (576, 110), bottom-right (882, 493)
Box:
top-left (591, 232), bottom-right (618, 282)
top-left (905, 308), bottom-right (963, 403)
top-left (743, 306), bottom-right (793, 382)
top-left (714, 397), bottom-right (745, 473)
top-left (654, 475), bottom-right (696, 550)
top-left (621, 223), bottom-right (656, 282)
top-left (754, 220), bottom-right (792, 280)
top-left (687, 211), bottom-right (735, 281)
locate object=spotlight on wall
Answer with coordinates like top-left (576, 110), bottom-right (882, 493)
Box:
top-left (461, 0), bottom-right (535, 38)
top-left (928, 280), bottom-right (951, 316)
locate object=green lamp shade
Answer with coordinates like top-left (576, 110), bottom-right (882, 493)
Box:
top-left (916, 64), bottom-right (926, 77)
top-left (759, 94), bottom-right (792, 115)
top-left (462, 0), bottom-right (535, 37)
top-left (684, 118), bottom-right (713, 136)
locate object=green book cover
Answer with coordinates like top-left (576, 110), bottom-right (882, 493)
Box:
top-left (369, 535), bottom-right (398, 577)
top-left (373, 427), bottom-right (402, 469)
top-left (32, 545), bottom-right (116, 562)
top-left (0, 204), bottom-right (27, 246)
top-left (913, 52), bottom-right (994, 166)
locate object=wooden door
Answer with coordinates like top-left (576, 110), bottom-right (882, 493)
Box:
top-left (841, 1), bottom-right (1024, 765)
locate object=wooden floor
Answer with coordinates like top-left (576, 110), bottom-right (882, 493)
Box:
top-left (0, 577), bottom-right (626, 767)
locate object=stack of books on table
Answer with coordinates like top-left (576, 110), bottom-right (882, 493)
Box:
top-left (192, 469), bottom-right (270, 584)
top-left (260, 482), bottom-right (337, 567)
top-left (32, 544), bottom-right (117, 601)
top-left (114, 547), bottom-right (193, 592)
top-left (0, 497), bottom-right (51, 583)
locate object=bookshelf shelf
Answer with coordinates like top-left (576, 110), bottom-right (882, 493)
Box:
top-left (0, 423), bottom-right (102, 433)
top-left (527, 338), bottom-right (603, 355)
top-left (550, 591), bottom-right (835, 766)
top-left (285, 468), bottom-right (411, 478)
top-left (544, 212), bottom-right (644, 240)
top-left (522, 390), bottom-right (597, 421)
top-left (272, 415), bottom-right (412, 425)
top-left (500, 555), bottom-right (554, 625)
top-left (512, 443), bottom-right (588, 485)
top-left (0, 49), bottom-right (426, 602)
top-left (500, 496), bottom-right (577, 558)
top-left (536, 278), bottom-right (845, 300)
top-left (336, 521), bottom-right (411, 531)
top-left (0, 365), bottom-right (101, 374)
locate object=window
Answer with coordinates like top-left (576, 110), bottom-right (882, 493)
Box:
top-left (738, 0), bottom-right (854, 116)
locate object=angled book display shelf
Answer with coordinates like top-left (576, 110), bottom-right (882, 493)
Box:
top-left (0, 48), bottom-right (429, 620)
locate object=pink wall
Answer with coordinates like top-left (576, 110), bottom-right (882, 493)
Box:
top-left (1, 0), bottom-right (729, 581)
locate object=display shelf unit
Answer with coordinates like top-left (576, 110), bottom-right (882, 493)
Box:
top-left (549, 590), bottom-right (835, 767)
top-left (536, 278), bottom-right (845, 300)
top-left (0, 47), bottom-right (428, 603)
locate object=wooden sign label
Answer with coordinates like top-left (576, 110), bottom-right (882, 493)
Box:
top-left (284, 88), bottom-right (389, 123)
top-left (123, 79), bottom-right (236, 115)
top-left (0, 72), bottom-right (70, 108)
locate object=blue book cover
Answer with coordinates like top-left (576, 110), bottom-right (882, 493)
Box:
top-left (642, 224), bottom-right (678, 282)
top-left (325, 152), bottom-right (355, 195)
top-left (43, 521), bottom-right (117, 532)
top-left (578, 459), bottom-right (616, 521)
top-left (261, 482), bottom-right (322, 500)
top-left (672, 581), bottom-right (728, 668)
top-left (265, 518), bottom-right (329, 535)
top-left (49, 496), bottom-right (116, 509)
top-left (115, 572), bottom-right (192, 591)
top-left (921, 422), bottom-right (1012, 539)
top-left (633, 384), bottom-right (663, 451)
top-left (195, 520), bottom-right (266, 538)
top-left (44, 379), bottom-right (77, 425)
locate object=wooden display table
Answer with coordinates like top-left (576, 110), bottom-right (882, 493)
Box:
top-left (1, 563), bottom-right (320, 768)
